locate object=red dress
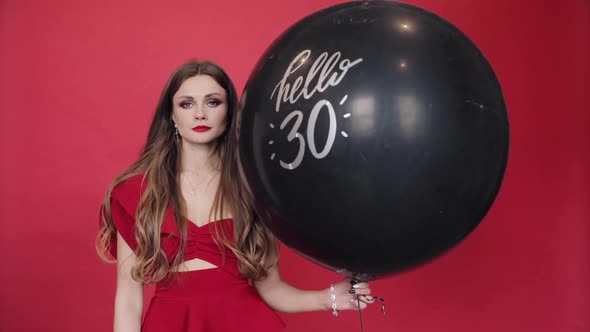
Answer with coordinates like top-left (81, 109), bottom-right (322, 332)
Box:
top-left (106, 175), bottom-right (286, 332)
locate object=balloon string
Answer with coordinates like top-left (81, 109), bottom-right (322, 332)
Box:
top-left (355, 294), bottom-right (387, 332)
top-left (357, 296), bottom-right (365, 332)
top-left (351, 278), bottom-right (386, 331)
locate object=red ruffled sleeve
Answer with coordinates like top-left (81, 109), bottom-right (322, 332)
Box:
top-left (102, 175), bottom-right (146, 258)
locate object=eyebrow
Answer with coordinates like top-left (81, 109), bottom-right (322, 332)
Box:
top-left (177, 92), bottom-right (224, 100)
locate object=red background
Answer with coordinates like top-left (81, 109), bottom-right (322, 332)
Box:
top-left (1, 0), bottom-right (588, 331)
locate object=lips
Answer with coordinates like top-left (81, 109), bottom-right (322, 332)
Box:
top-left (192, 126), bottom-right (211, 132)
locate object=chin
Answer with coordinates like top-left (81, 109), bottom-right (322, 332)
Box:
top-left (186, 135), bottom-right (222, 145)
top-left (185, 139), bottom-right (217, 145)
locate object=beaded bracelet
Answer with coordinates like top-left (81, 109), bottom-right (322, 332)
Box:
top-left (329, 284), bottom-right (338, 316)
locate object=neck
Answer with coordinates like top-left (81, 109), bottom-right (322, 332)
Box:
top-left (179, 142), bottom-right (219, 173)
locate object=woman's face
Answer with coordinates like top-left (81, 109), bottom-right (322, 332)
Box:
top-left (171, 75), bottom-right (228, 145)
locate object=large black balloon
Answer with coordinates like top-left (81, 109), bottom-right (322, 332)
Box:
top-left (239, 1), bottom-right (509, 280)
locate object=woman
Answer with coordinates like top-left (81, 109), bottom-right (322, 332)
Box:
top-left (96, 60), bottom-right (373, 332)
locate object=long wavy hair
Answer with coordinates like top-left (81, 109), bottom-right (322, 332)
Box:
top-left (96, 60), bottom-right (278, 284)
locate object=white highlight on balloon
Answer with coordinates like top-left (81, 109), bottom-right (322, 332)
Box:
top-left (271, 153), bottom-right (276, 160)
top-left (343, 113), bottom-right (351, 118)
top-left (341, 131), bottom-right (349, 138)
top-left (270, 123), bottom-right (275, 128)
top-left (398, 95), bottom-right (423, 139)
top-left (351, 96), bottom-right (376, 137)
top-left (397, 21), bottom-right (412, 32)
top-left (268, 140), bottom-right (274, 145)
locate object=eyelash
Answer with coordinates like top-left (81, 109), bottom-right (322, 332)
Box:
top-left (180, 101), bottom-right (193, 109)
top-left (207, 99), bottom-right (222, 107)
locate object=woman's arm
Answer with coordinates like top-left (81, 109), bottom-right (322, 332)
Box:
top-left (254, 263), bottom-right (372, 313)
top-left (114, 232), bottom-right (144, 332)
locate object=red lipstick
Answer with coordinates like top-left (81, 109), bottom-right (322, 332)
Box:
top-left (192, 126), bottom-right (211, 132)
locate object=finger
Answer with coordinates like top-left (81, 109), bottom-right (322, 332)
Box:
top-left (350, 297), bottom-right (364, 308)
top-left (351, 287), bottom-right (371, 296)
top-left (352, 282), bottom-right (369, 289)
top-left (358, 295), bottom-right (375, 304)
top-left (348, 296), bottom-right (370, 308)
top-left (358, 301), bottom-right (367, 310)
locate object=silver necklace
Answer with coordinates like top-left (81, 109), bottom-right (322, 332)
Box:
top-left (184, 171), bottom-right (218, 196)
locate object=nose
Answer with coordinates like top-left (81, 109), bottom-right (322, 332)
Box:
top-left (194, 103), bottom-right (206, 120)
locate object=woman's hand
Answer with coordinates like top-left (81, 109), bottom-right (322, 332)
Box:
top-left (324, 278), bottom-right (374, 313)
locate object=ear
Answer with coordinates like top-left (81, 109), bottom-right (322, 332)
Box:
top-left (171, 114), bottom-right (177, 126)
